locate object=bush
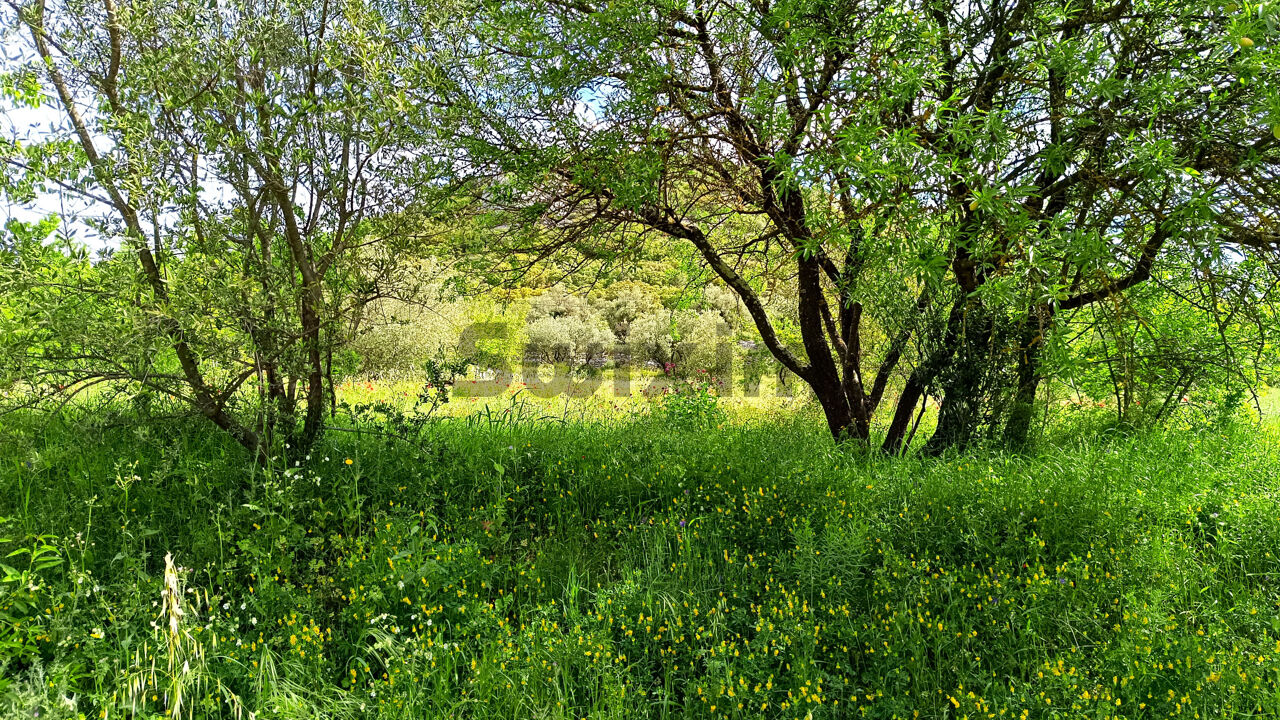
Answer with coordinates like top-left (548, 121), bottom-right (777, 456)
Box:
top-left (656, 371), bottom-right (726, 428)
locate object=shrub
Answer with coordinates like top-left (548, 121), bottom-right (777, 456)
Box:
top-left (656, 371), bottom-right (725, 428)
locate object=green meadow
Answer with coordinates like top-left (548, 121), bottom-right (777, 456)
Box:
top-left (3, 392), bottom-right (1279, 719)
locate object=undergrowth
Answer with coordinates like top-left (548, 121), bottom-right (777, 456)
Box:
top-left (1, 405), bottom-right (1278, 719)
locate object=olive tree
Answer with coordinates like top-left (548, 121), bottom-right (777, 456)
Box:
top-left (1, 0), bottom-right (449, 459)
top-left (525, 290), bottom-right (614, 363)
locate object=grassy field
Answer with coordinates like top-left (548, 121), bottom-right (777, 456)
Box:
top-left (1, 390), bottom-right (1279, 719)
top-left (337, 368), bottom-right (816, 423)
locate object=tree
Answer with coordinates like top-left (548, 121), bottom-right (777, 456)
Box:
top-left (426, 0), bottom-right (919, 441)
top-left (1, 0), bottom-right (446, 459)
top-left (871, 0), bottom-right (1280, 452)
top-left (525, 289), bottom-right (614, 363)
top-left (600, 285), bottom-right (661, 340)
top-left (1065, 256), bottom-right (1280, 424)
top-left (420, 0), bottom-right (1279, 449)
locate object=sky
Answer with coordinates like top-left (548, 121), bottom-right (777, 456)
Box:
top-left (3, 101), bottom-right (111, 251)
top-left (2, 28), bottom-right (110, 254)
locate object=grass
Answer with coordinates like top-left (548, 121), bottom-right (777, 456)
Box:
top-left (1, 392), bottom-right (1279, 719)
top-left (338, 367), bottom-right (814, 425)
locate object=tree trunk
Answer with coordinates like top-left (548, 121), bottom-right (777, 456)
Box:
top-left (816, 388), bottom-right (858, 441)
top-left (922, 381), bottom-right (978, 454)
top-left (881, 297), bottom-right (968, 454)
top-left (1002, 313), bottom-right (1047, 448)
top-left (882, 368), bottom-right (929, 454)
top-left (922, 304), bottom-right (994, 455)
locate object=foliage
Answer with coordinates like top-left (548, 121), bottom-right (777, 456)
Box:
top-left (2, 1), bottom-right (1280, 716)
top-left (1062, 266), bottom-right (1280, 426)
top-left (655, 371), bottom-right (726, 429)
top-left (0, 0), bottom-right (452, 460)
top-left (524, 290), bottom-right (615, 364)
top-left (5, 0), bottom-right (1277, 456)
top-left (413, 0), bottom-right (1280, 450)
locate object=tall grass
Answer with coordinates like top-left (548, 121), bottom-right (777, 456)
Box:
top-left (1, 401), bottom-right (1278, 718)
